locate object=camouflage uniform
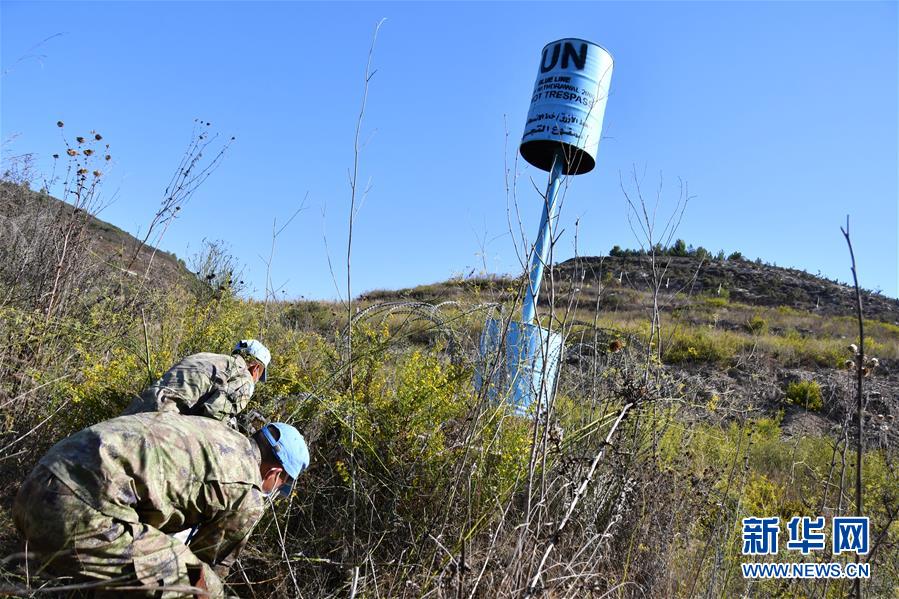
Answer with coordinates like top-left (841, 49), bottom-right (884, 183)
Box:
top-left (124, 353), bottom-right (255, 425)
top-left (13, 413), bottom-right (266, 598)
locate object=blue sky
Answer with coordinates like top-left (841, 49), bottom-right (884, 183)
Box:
top-left (2, 1), bottom-right (897, 300)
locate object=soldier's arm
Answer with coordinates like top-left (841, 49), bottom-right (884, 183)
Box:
top-left (188, 487), bottom-right (264, 577)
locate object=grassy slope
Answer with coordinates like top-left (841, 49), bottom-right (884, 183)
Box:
top-left (357, 262), bottom-right (899, 446)
top-left (0, 181), bottom-right (192, 288)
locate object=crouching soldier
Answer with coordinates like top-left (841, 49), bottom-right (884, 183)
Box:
top-left (13, 412), bottom-right (308, 597)
top-left (124, 339), bottom-right (271, 426)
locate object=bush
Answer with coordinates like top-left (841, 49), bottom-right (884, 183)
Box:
top-left (703, 296), bottom-right (728, 308)
top-left (745, 315), bottom-right (768, 335)
top-left (784, 379), bottom-right (823, 411)
top-left (663, 327), bottom-right (742, 364)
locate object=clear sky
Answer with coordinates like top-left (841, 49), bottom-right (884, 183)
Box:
top-left (2, 1), bottom-right (897, 300)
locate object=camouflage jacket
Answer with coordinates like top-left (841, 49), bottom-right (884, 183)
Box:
top-left (124, 352), bottom-right (255, 425)
top-left (40, 412), bottom-right (266, 573)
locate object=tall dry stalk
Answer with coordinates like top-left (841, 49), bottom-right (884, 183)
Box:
top-left (346, 19), bottom-right (385, 597)
top-left (840, 217), bottom-right (865, 599)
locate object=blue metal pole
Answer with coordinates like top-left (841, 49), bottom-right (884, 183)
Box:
top-left (522, 149), bottom-right (565, 324)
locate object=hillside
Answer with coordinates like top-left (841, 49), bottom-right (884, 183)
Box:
top-left (364, 255), bottom-right (899, 324)
top-left (0, 181), bottom-right (192, 292)
top-left (558, 255), bottom-right (899, 324)
top-left (360, 257), bottom-right (899, 449)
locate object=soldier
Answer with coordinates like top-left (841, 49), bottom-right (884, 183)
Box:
top-left (124, 339), bottom-right (271, 425)
top-left (13, 412), bottom-right (309, 598)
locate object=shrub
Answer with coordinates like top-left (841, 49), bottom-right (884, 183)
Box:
top-left (757, 329), bottom-right (845, 369)
top-left (784, 379), bottom-right (823, 411)
top-left (663, 327), bottom-right (742, 364)
top-left (745, 315), bottom-right (768, 335)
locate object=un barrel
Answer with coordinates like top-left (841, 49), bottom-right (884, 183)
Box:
top-left (520, 38), bottom-right (614, 175)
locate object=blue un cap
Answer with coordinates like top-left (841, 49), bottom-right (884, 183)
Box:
top-left (261, 423), bottom-right (309, 496)
top-left (234, 339), bottom-right (271, 382)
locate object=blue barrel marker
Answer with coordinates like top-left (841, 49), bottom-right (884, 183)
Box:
top-left (477, 39), bottom-right (613, 415)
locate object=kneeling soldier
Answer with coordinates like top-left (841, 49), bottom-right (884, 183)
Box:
top-left (13, 412), bottom-right (308, 597)
top-left (124, 339), bottom-right (271, 426)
